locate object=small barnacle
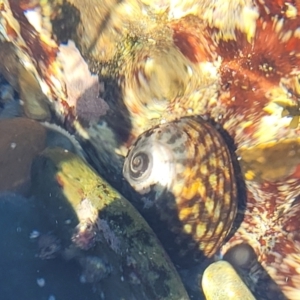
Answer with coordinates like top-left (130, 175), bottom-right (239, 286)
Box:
top-left (71, 198), bottom-right (101, 250)
top-left (72, 219), bottom-right (97, 250)
top-left (76, 198), bottom-right (99, 223)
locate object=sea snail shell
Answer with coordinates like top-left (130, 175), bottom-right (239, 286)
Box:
top-left (123, 116), bottom-right (237, 258)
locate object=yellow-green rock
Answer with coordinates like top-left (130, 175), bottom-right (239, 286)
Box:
top-left (30, 147), bottom-right (189, 300)
top-left (202, 260), bottom-right (256, 300)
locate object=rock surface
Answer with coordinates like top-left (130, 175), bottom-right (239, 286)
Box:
top-left (0, 118), bottom-right (47, 193)
top-left (30, 147), bottom-right (189, 300)
top-left (202, 260), bottom-right (256, 300)
top-left (0, 192), bottom-right (102, 300)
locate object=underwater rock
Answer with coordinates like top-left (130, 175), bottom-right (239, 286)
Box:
top-left (0, 75), bottom-right (20, 119)
top-left (0, 42), bottom-right (20, 90)
top-left (0, 118), bottom-right (47, 193)
top-left (0, 192), bottom-right (101, 300)
top-left (0, 41), bottom-right (50, 121)
top-left (30, 147), bottom-right (189, 300)
top-left (202, 260), bottom-right (256, 300)
top-left (3, 0), bottom-right (300, 298)
top-left (18, 65), bottom-right (51, 121)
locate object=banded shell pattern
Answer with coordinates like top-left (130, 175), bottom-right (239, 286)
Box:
top-left (123, 116), bottom-right (237, 261)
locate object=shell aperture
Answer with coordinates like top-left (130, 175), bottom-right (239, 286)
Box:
top-left (123, 116), bottom-right (238, 261)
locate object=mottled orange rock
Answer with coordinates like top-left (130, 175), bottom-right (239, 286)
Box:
top-left (0, 118), bottom-right (46, 193)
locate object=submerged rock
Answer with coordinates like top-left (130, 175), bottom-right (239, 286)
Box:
top-left (0, 41), bottom-right (50, 121)
top-left (202, 260), bottom-right (256, 300)
top-left (0, 118), bottom-right (47, 193)
top-left (30, 147), bottom-right (189, 300)
top-left (18, 65), bottom-right (51, 121)
top-left (0, 192), bottom-right (101, 300)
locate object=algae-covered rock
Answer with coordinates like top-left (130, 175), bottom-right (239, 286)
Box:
top-left (30, 147), bottom-right (189, 300)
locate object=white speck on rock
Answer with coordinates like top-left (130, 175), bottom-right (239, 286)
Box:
top-left (37, 277), bottom-right (45, 287)
top-left (29, 230), bottom-right (40, 239)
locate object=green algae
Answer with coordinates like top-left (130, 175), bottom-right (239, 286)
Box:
top-left (30, 147), bottom-right (189, 300)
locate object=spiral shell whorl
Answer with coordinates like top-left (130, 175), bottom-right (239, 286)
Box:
top-left (123, 123), bottom-right (181, 194)
top-left (123, 117), bottom-right (237, 259)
